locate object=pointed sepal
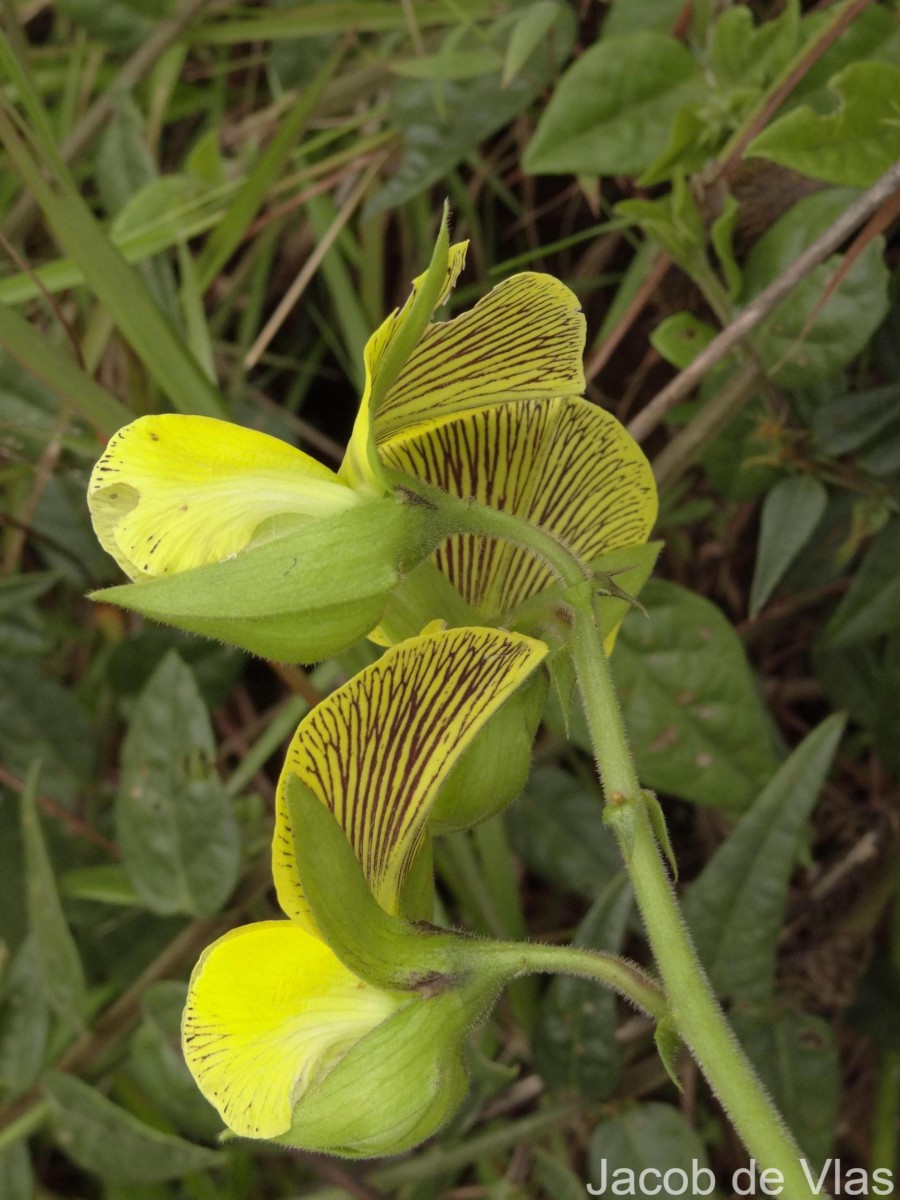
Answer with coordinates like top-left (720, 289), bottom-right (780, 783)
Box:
top-left (285, 778), bottom-right (457, 989)
top-left (90, 499), bottom-right (435, 663)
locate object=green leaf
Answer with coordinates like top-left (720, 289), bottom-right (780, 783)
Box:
top-left (709, 0), bottom-right (800, 91)
top-left (117, 651), bottom-right (240, 917)
top-left (814, 631), bottom-right (900, 776)
top-left (812, 382), bottom-right (900, 463)
top-left (59, 865), bottom-right (140, 906)
top-left (0, 98), bottom-right (225, 420)
top-left (610, 580), bottom-right (780, 811)
top-left (742, 189), bottom-right (890, 388)
top-left (824, 520), bottom-right (900, 646)
top-left (19, 764), bottom-right (87, 1028)
top-left (683, 714), bottom-right (846, 1004)
top-left (92, 498), bottom-right (436, 663)
top-left (506, 767), bottom-right (622, 900)
top-left (710, 192), bottom-right (742, 300)
top-left (502, 1), bottom-right (561, 85)
top-left (196, 46), bottom-right (343, 290)
top-left (587, 1104), bottom-right (714, 1196)
top-left (0, 303), bottom-right (131, 437)
top-left (732, 1008), bottom-right (839, 1168)
top-left (125, 981), bottom-right (222, 1142)
top-left (533, 873), bottom-right (631, 1100)
top-left (368, 7), bottom-right (574, 216)
top-left (0, 937), bottom-right (49, 1100)
top-left (523, 32), bottom-right (704, 177)
top-left (747, 62), bottom-right (900, 187)
top-left (196, 0), bottom-right (498, 41)
top-left (750, 475), bottom-right (829, 616)
top-left (0, 1142), bottom-right (31, 1200)
top-left (44, 1071), bottom-right (222, 1183)
top-left (650, 313), bottom-right (716, 369)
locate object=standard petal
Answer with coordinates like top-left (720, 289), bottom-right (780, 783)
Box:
top-left (273, 626), bottom-right (547, 927)
top-left (89, 415), bottom-right (358, 581)
top-left (181, 920), bottom-right (405, 1139)
top-left (380, 396), bottom-right (658, 619)
top-left (372, 272), bottom-right (586, 444)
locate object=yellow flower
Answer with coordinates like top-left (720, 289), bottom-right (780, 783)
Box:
top-left (87, 220), bottom-right (656, 657)
top-left (182, 625), bottom-right (546, 1150)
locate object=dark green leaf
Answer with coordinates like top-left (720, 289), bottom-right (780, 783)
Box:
top-left (732, 1008), bottom-right (840, 1169)
top-left (524, 32), bottom-right (704, 177)
top-left (743, 189), bottom-right (890, 388)
top-left (506, 767), bottom-right (622, 900)
top-left (610, 580), bottom-right (780, 811)
top-left (587, 1104), bottom-right (714, 1198)
top-left (502, 1), bottom-right (561, 85)
top-left (683, 714), bottom-right (845, 1003)
top-left (44, 1070), bottom-right (221, 1183)
top-left (125, 981), bottom-right (222, 1142)
top-left (811, 382), bottom-right (900, 460)
top-left (20, 765), bottom-right (87, 1028)
top-left (368, 7), bottom-right (574, 217)
top-left (750, 475), bottom-right (829, 616)
top-left (0, 937), bottom-right (49, 1100)
top-left (117, 651), bottom-right (240, 917)
top-left (824, 520), bottom-right (900, 645)
top-left (534, 873), bottom-right (631, 1100)
top-left (0, 661), bottom-right (94, 801)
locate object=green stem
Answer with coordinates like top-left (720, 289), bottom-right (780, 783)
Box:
top-left (389, 469), bottom-right (591, 589)
top-left (395, 466), bottom-right (818, 1187)
top-left (569, 600), bottom-right (826, 1200)
top-left (477, 940), bottom-right (668, 1022)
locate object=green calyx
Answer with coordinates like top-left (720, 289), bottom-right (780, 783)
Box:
top-left (91, 498), bottom-right (439, 663)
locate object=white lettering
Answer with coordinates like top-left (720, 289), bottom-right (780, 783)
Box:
top-left (872, 1168), bottom-right (894, 1196)
top-left (733, 1163), bottom-right (756, 1195)
top-left (637, 1168), bottom-right (661, 1195)
top-left (759, 1167), bottom-right (784, 1195)
top-left (611, 1167), bottom-right (634, 1195)
top-left (586, 1159), bottom-right (607, 1195)
top-left (663, 1168), bottom-right (688, 1195)
top-left (693, 1163), bottom-right (716, 1195)
top-left (802, 1159), bottom-right (833, 1194)
top-left (844, 1168), bottom-right (867, 1196)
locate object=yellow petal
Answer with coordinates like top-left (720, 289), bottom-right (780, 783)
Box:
top-left (273, 626), bottom-right (547, 927)
top-left (342, 242), bottom-right (469, 490)
top-left (380, 396), bottom-right (658, 619)
top-left (182, 920), bottom-right (405, 1139)
top-left (373, 271), bottom-right (585, 444)
top-left (89, 415), bottom-right (358, 581)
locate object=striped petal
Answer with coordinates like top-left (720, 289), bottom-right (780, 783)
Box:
top-left (89, 415), bottom-right (358, 581)
top-left (342, 242), bottom-right (469, 490)
top-left (182, 920), bottom-right (405, 1139)
top-left (380, 396), bottom-right (658, 619)
top-left (273, 625), bottom-right (547, 928)
top-left (372, 272), bottom-right (585, 444)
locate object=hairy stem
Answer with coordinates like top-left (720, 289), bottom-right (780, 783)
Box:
top-left (568, 599), bottom-right (826, 1199)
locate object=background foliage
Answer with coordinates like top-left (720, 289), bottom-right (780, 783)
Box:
top-left (1, 0), bottom-right (898, 1196)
